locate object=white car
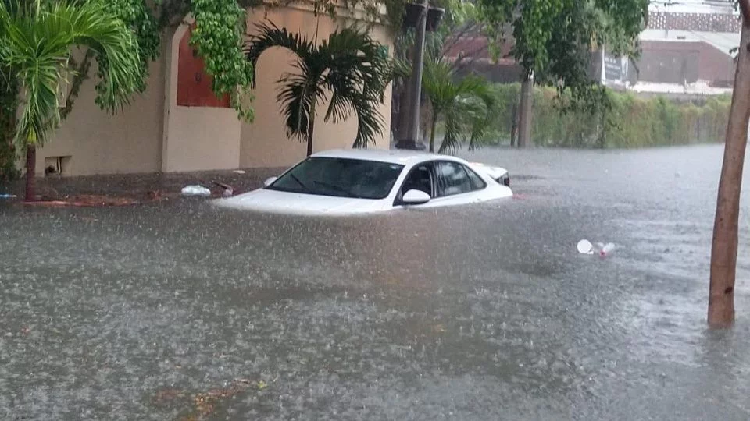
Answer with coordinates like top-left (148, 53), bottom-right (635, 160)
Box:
top-left (215, 149), bottom-right (512, 215)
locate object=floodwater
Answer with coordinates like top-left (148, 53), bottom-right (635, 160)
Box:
top-left (2, 144), bottom-right (750, 420)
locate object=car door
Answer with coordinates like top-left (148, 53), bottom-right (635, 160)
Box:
top-left (421, 160), bottom-right (488, 208)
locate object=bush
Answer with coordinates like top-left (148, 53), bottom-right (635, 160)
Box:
top-left (486, 84), bottom-right (731, 148)
top-left (0, 108), bottom-right (18, 183)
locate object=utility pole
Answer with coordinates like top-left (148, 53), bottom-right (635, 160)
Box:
top-left (396, 0), bottom-right (429, 150)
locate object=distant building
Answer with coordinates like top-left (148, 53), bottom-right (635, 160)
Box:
top-left (621, 0), bottom-right (739, 96)
top-left (445, 1), bottom-right (739, 98)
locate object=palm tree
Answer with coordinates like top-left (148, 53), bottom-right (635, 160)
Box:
top-left (245, 23), bottom-right (391, 156)
top-left (421, 58), bottom-right (492, 153)
top-left (0, 0), bottom-right (142, 201)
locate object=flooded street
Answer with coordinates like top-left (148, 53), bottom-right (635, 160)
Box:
top-left (2, 144), bottom-right (750, 420)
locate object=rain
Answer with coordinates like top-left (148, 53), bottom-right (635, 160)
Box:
top-left (2, 145), bottom-right (750, 420)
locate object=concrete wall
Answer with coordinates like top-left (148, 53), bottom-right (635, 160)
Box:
top-left (36, 47), bottom-right (166, 175)
top-left (240, 5), bottom-right (393, 169)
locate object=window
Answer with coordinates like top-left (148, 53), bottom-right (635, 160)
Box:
top-left (268, 157), bottom-right (404, 200)
top-left (466, 166), bottom-right (487, 190)
top-left (400, 163), bottom-right (434, 197)
top-left (435, 161), bottom-right (483, 197)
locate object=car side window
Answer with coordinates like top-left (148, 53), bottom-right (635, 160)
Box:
top-left (400, 163), bottom-right (434, 198)
top-left (435, 161), bottom-right (481, 197)
top-left (466, 165), bottom-right (487, 190)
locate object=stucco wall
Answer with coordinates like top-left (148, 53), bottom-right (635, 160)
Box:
top-left (35, 47), bottom-right (166, 175)
top-left (33, 5), bottom-right (393, 176)
top-left (240, 6), bottom-right (393, 169)
top-left (161, 25), bottom-right (242, 173)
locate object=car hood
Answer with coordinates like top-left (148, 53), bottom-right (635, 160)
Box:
top-left (213, 188), bottom-right (386, 215)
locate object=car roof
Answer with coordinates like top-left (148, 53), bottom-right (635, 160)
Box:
top-left (310, 148), bottom-right (464, 166)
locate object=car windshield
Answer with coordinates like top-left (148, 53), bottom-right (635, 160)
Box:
top-left (268, 157), bottom-right (405, 200)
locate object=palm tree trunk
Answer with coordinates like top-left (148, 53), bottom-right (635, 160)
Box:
top-left (708, 22), bottom-right (750, 328)
top-left (307, 101), bottom-right (316, 157)
top-left (25, 144), bottom-right (36, 202)
top-left (429, 109), bottom-right (438, 153)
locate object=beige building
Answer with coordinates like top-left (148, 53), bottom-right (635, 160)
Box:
top-left (37, 4), bottom-right (393, 176)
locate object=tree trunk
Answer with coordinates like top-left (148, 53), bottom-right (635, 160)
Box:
top-left (25, 144), bottom-right (36, 202)
top-left (429, 108), bottom-right (437, 153)
top-left (306, 101), bottom-right (316, 156)
top-left (518, 73), bottom-right (533, 148)
top-left (306, 119), bottom-right (315, 157)
top-left (599, 107), bottom-right (607, 149)
top-left (708, 22), bottom-right (750, 328)
top-left (510, 103), bottom-right (518, 147)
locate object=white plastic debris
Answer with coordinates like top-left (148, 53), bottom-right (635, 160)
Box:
top-left (233, 170), bottom-right (246, 174)
top-left (577, 239), bottom-right (617, 257)
top-left (181, 185), bottom-right (211, 196)
top-left (577, 239), bottom-right (593, 254)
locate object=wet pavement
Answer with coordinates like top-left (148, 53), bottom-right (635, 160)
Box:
top-left (2, 144), bottom-right (750, 420)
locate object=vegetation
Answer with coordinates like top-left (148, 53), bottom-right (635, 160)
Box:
top-left (422, 58), bottom-right (494, 153)
top-left (0, 0), bottom-right (408, 180)
top-left (475, 0), bottom-right (649, 146)
top-left (0, 0), bottom-right (144, 200)
top-left (391, 0), bottom-right (485, 143)
top-left (462, 84), bottom-right (730, 149)
top-left (245, 23), bottom-right (391, 156)
top-left (0, 75), bottom-right (18, 182)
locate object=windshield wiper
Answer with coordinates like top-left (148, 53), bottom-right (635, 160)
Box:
top-left (313, 180), bottom-right (360, 198)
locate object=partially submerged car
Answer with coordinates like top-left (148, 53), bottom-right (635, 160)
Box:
top-left (215, 149), bottom-right (512, 215)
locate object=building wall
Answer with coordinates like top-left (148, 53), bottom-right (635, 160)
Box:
top-left (647, 11), bottom-right (740, 32)
top-left (637, 41), bottom-right (735, 85)
top-left (35, 45), bottom-right (166, 176)
top-left (35, 5), bottom-right (393, 176)
top-left (240, 5), bottom-right (393, 169)
top-left (161, 24), bottom-right (242, 173)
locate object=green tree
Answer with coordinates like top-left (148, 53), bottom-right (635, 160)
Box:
top-left (391, 0), bottom-right (486, 143)
top-left (65, 0), bottom-right (254, 122)
top-left (422, 58), bottom-right (492, 153)
top-left (0, 0), bottom-right (144, 200)
top-left (244, 23), bottom-right (391, 156)
top-left (475, 0), bottom-right (648, 147)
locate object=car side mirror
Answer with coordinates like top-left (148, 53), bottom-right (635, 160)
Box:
top-left (264, 176), bottom-right (278, 187)
top-left (401, 189), bottom-right (431, 205)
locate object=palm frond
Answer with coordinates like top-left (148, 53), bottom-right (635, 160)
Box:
top-left (245, 23), bottom-right (315, 88)
top-left (422, 54), bottom-right (496, 153)
top-left (438, 107), bottom-right (464, 154)
top-left (0, 0), bottom-right (142, 146)
top-left (320, 27), bottom-right (389, 148)
top-left (245, 22), bottom-right (389, 149)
